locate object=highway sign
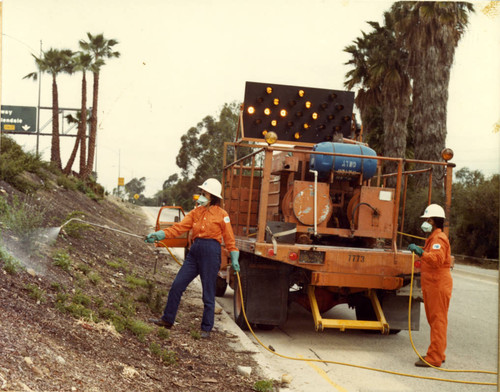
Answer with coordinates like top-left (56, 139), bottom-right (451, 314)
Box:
top-left (1, 105), bottom-right (37, 132)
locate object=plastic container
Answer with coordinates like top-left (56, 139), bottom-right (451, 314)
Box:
top-left (310, 142), bottom-right (377, 180)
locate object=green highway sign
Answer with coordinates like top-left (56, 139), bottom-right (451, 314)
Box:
top-left (1, 105), bottom-right (37, 132)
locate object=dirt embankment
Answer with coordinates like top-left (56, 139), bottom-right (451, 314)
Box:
top-left (0, 176), bottom-right (266, 392)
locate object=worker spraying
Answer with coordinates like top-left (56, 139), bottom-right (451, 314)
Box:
top-left (145, 178), bottom-right (240, 339)
top-left (408, 204), bottom-right (452, 368)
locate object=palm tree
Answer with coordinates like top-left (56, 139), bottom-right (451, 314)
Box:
top-left (79, 33), bottom-right (120, 179)
top-left (344, 15), bottom-right (411, 179)
top-left (344, 33), bottom-right (382, 139)
top-left (24, 48), bottom-right (73, 170)
top-left (367, 16), bottom-right (411, 177)
top-left (62, 52), bottom-right (93, 176)
top-left (392, 1), bottom-right (474, 183)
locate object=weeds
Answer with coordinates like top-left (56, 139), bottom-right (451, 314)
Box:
top-left (190, 329), bottom-right (201, 340)
top-left (126, 319), bottom-right (153, 342)
top-left (113, 292), bottom-right (136, 318)
top-left (72, 289), bottom-right (91, 306)
top-left (149, 342), bottom-right (177, 365)
top-left (98, 308), bottom-right (127, 333)
top-left (76, 263), bottom-right (91, 275)
top-left (253, 380), bottom-right (275, 392)
top-left (24, 283), bottom-right (46, 303)
top-left (157, 327), bottom-right (170, 340)
top-left (88, 271), bottom-right (101, 285)
top-left (50, 282), bottom-right (65, 292)
top-left (65, 303), bottom-right (94, 320)
top-left (52, 249), bottom-right (72, 271)
top-left (106, 258), bottom-right (129, 271)
top-left (125, 274), bottom-right (150, 289)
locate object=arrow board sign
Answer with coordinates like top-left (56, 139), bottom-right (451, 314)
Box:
top-left (1, 105), bottom-right (37, 133)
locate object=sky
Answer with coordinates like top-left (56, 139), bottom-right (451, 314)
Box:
top-left (1, 0), bottom-right (499, 197)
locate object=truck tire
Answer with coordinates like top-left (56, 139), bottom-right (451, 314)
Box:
top-left (354, 294), bottom-right (401, 334)
top-left (215, 276), bottom-right (228, 297)
top-left (354, 295), bottom-right (377, 322)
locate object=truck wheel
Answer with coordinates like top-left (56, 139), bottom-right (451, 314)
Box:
top-left (256, 324), bottom-right (275, 331)
top-left (355, 295), bottom-right (401, 334)
top-left (354, 296), bottom-right (377, 322)
top-left (215, 276), bottom-right (227, 297)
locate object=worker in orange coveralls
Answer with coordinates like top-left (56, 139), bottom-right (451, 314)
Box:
top-left (145, 178), bottom-right (239, 339)
top-left (408, 204), bottom-right (452, 368)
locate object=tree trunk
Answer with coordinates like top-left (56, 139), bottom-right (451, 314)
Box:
top-left (79, 73), bottom-right (88, 177)
top-left (51, 74), bottom-right (62, 170)
top-left (84, 71), bottom-right (99, 179)
top-left (411, 47), bottom-right (451, 186)
top-left (63, 135), bottom-right (80, 175)
top-left (382, 88), bottom-right (410, 187)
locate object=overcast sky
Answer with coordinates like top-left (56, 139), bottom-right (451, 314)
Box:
top-left (1, 0), bottom-right (499, 196)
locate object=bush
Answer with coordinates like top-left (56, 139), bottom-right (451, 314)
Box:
top-left (56, 175), bottom-right (78, 191)
top-left (0, 243), bottom-right (23, 274)
top-left (0, 135), bottom-right (49, 192)
top-left (451, 169), bottom-right (499, 259)
top-left (0, 195), bottom-right (46, 239)
top-left (60, 211), bottom-right (91, 238)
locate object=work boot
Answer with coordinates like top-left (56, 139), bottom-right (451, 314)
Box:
top-left (414, 359), bottom-right (431, 367)
top-left (415, 358), bottom-right (441, 367)
top-left (149, 318), bottom-right (172, 329)
top-left (201, 331), bottom-right (211, 339)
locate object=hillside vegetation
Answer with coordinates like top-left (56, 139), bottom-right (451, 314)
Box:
top-left (0, 136), bottom-right (268, 392)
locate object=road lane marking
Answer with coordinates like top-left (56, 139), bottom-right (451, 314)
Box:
top-left (297, 354), bottom-right (348, 392)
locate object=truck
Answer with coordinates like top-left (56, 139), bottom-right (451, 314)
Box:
top-left (155, 81), bottom-right (454, 334)
top-left (216, 81), bottom-right (454, 334)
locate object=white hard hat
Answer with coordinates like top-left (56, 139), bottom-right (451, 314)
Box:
top-left (420, 204), bottom-right (446, 219)
top-left (198, 178), bottom-right (222, 199)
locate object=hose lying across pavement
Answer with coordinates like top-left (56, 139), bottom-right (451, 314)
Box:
top-left (157, 236), bottom-right (497, 386)
top-left (234, 253), bottom-right (497, 386)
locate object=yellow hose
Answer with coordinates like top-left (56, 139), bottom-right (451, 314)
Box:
top-left (164, 245), bottom-right (183, 266)
top-left (235, 256), bottom-right (497, 386)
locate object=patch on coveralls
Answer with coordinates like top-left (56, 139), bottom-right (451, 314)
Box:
top-left (224, 216), bottom-right (231, 223)
top-left (432, 244), bottom-right (441, 250)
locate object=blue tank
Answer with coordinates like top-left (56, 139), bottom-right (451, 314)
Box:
top-left (309, 142), bottom-right (377, 180)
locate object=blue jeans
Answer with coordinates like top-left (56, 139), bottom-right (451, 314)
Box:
top-left (162, 238), bottom-right (221, 332)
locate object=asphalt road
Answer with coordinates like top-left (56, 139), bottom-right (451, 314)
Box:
top-left (217, 264), bottom-right (498, 391)
top-left (142, 207), bottom-right (498, 391)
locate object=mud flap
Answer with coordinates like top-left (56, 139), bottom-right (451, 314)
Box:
top-left (244, 258), bottom-right (290, 326)
top-left (382, 294), bottom-right (420, 331)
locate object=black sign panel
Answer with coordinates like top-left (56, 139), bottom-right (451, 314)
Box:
top-left (241, 81), bottom-right (354, 145)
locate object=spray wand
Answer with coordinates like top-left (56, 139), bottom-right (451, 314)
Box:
top-left (60, 218), bottom-right (143, 239)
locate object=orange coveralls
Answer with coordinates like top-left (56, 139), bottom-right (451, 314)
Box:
top-left (161, 205), bottom-right (238, 252)
top-left (419, 228), bottom-right (453, 366)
